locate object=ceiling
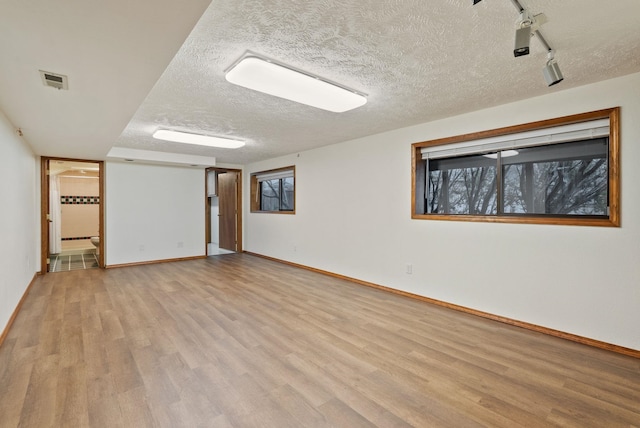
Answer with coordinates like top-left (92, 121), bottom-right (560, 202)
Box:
top-left (49, 160), bottom-right (100, 176)
top-left (49, 160), bottom-right (99, 176)
top-left (2, 0), bottom-right (639, 166)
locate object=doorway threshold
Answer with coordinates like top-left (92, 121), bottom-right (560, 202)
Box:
top-left (208, 243), bottom-right (235, 256)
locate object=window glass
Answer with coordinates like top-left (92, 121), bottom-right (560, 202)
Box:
top-left (260, 179), bottom-right (282, 211)
top-left (281, 177), bottom-right (295, 211)
top-left (425, 138), bottom-right (608, 218)
top-left (502, 139), bottom-right (608, 215)
top-left (428, 155), bottom-right (497, 215)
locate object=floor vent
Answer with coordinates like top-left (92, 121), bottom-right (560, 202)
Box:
top-left (39, 70), bottom-right (69, 90)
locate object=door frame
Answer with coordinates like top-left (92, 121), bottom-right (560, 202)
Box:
top-left (40, 157), bottom-right (105, 273)
top-left (205, 167), bottom-right (242, 254)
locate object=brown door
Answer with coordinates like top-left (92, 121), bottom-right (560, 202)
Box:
top-left (218, 172), bottom-right (238, 251)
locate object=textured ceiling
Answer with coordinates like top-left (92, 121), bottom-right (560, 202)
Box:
top-left (2, 0), bottom-right (640, 166)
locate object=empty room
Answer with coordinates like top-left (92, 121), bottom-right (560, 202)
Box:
top-left (0, 0), bottom-right (639, 427)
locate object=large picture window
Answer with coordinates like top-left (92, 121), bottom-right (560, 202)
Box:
top-left (250, 166), bottom-right (295, 213)
top-left (412, 108), bottom-right (620, 226)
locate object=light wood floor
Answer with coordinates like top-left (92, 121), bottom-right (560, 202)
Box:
top-left (1, 254), bottom-right (638, 427)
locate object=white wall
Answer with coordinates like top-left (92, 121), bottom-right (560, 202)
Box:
top-left (59, 176), bottom-right (100, 239)
top-left (244, 72), bottom-right (640, 351)
top-left (0, 110), bottom-right (38, 334)
top-left (105, 162), bottom-right (205, 266)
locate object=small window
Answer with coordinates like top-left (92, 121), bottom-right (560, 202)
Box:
top-left (251, 166), bottom-right (295, 213)
top-left (412, 108), bottom-right (620, 226)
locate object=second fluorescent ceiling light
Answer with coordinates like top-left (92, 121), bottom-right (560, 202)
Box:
top-left (225, 54), bottom-right (367, 113)
top-left (153, 130), bottom-right (245, 149)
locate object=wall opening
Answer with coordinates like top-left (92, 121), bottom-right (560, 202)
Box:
top-left (41, 157), bottom-right (104, 273)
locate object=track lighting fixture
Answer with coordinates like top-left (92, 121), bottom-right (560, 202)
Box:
top-left (543, 51), bottom-right (564, 86)
top-left (514, 11), bottom-right (536, 57)
top-left (474, 0), bottom-right (564, 87)
top-left (514, 23), bottom-right (532, 57)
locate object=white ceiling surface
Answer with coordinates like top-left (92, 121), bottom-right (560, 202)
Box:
top-left (2, 1), bottom-right (640, 166)
top-left (0, 0), bottom-right (211, 160)
top-left (49, 160), bottom-right (99, 175)
top-left (50, 160), bottom-right (99, 178)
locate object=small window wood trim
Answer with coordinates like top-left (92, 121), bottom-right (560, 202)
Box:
top-left (411, 108), bottom-right (620, 227)
top-left (250, 165), bottom-right (296, 214)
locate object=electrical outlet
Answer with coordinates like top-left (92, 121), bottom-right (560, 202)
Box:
top-left (139, 245), bottom-right (145, 252)
top-left (177, 241), bottom-right (184, 248)
top-left (406, 264), bottom-right (412, 274)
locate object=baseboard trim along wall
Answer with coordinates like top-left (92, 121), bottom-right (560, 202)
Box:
top-left (0, 273), bottom-right (38, 349)
top-left (106, 255), bottom-right (206, 269)
top-left (244, 251), bottom-right (640, 359)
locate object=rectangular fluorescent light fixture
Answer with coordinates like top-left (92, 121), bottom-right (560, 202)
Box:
top-left (152, 130), bottom-right (245, 149)
top-left (225, 54), bottom-right (367, 113)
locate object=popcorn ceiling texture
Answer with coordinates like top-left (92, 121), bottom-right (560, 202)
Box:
top-left (116, 0), bottom-right (640, 165)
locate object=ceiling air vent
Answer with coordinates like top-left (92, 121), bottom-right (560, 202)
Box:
top-left (39, 70), bottom-right (68, 90)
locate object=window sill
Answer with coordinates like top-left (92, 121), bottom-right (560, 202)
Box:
top-left (250, 210), bottom-right (296, 215)
top-left (411, 213), bottom-right (619, 227)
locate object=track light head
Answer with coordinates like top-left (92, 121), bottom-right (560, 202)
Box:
top-left (543, 58), bottom-right (564, 86)
top-left (477, 2), bottom-right (565, 86)
top-left (514, 25), bottom-right (532, 57)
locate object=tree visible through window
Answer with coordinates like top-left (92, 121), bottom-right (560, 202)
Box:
top-left (427, 139), bottom-right (608, 216)
top-left (412, 108), bottom-right (620, 226)
top-left (250, 166), bottom-right (295, 213)
top-left (260, 177), bottom-right (294, 211)
top-left (427, 155), bottom-right (497, 215)
top-left (501, 141), bottom-right (608, 215)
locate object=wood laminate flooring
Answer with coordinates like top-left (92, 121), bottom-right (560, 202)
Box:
top-left (0, 254), bottom-right (638, 427)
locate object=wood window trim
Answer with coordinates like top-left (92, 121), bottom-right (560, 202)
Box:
top-left (250, 165), bottom-right (296, 214)
top-left (411, 107), bottom-right (620, 227)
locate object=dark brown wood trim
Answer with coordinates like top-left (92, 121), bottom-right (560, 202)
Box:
top-left (608, 107), bottom-right (621, 226)
top-left (105, 255), bottom-right (206, 269)
top-left (244, 251), bottom-right (640, 359)
top-left (205, 169), bottom-right (211, 254)
top-left (250, 211), bottom-right (296, 215)
top-left (410, 213), bottom-right (617, 227)
top-left (98, 161), bottom-right (105, 267)
top-left (40, 157), bottom-right (49, 274)
top-left (0, 274), bottom-right (38, 348)
top-left (250, 173), bottom-right (258, 212)
top-left (412, 108), bottom-right (617, 149)
top-left (411, 107), bottom-right (621, 227)
top-left (236, 170), bottom-right (243, 253)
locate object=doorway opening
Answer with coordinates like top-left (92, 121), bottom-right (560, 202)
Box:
top-left (41, 157), bottom-right (104, 273)
top-left (206, 168), bottom-right (242, 256)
